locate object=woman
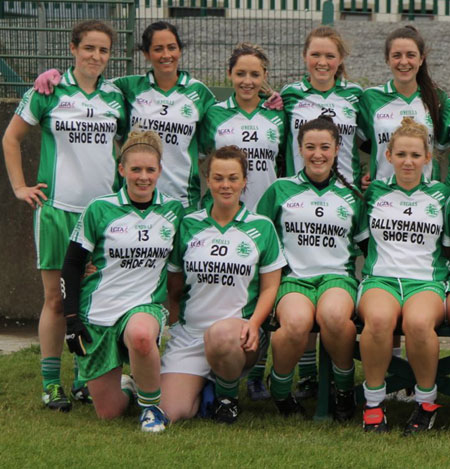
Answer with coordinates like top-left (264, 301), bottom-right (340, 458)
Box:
top-left (281, 26), bottom-right (363, 395)
top-left (358, 118), bottom-right (449, 434)
top-left (35, 21), bottom-right (216, 211)
top-left (257, 117), bottom-right (365, 421)
top-left (282, 26), bottom-right (362, 187)
top-left (358, 25), bottom-right (445, 188)
top-left (61, 131), bottom-right (183, 432)
top-left (199, 43), bottom-right (286, 400)
top-left (160, 145), bottom-right (285, 424)
top-left (199, 42), bottom-right (286, 211)
top-left (2, 20), bottom-right (127, 411)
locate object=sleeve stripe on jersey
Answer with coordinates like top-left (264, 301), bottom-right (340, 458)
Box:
top-left (343, 193), bottom-right (355, 204)
top-left (186, 91), bottom-right (199, 101)
top-left (431, 191), bottom-right (445, 202)
top-left (245, 228), bottom-right (261, 240)
top-left (270, 116), bottom-right (283, 126)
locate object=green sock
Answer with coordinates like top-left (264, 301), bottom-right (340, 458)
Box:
top-left (270, 367), bottom-right (294, 400)
top-left (247, 354), bottom-right (267, 380)
top-left (298, 350), bottom-right (317, 379)
top-left (41, 357), bottom-right (61, 390)
top-left (215, 376), bottom-right (240, 399)
top-left (72, 356), bottom-right (85, 389)
top-left (137, 389), bottom-right (161, 408)
top-left (332, 362), bottom-right (355, 392)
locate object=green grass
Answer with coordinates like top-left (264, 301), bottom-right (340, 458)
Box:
top-left (1, 345), bottom-right (450, 469)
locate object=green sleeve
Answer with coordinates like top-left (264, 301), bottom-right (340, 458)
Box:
top-left (256, 183), bottom-right (279, 222)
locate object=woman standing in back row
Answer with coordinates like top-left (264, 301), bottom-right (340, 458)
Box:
top-left (35, 21), bottom-right (216, 211)
top-left (3, 20), bottom-right (127, 411)
top-left (358, 25), bottom-right (446, 188)
top-left (281, 25), bottom-right (363, 398)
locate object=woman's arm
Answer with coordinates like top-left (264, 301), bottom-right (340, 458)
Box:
top-left (167, 271), bottom-right (184, 325)
top-left (61, 241), bottom-right (92, 355)
top-left (2, 114), bottom-right (48, 208)
top-left (241, 268), bottom-right (281, 352)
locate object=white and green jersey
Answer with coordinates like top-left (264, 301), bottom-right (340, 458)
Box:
top-left (282, 76), bottom-right (362, 185)
top-left (168, 205), bottom-right (286, 337)
top-left (71, 187), bottom-right (183, 326)
top-left (358, 80), bottom-right (437, 181)
top-left (114, 71), bottom-right (216, 209)
top-left (199, 94), bottom-right (286, 210)
top-left (361, 176), bottom-right (449, 281)
top-left (257, 170), bottom-right (365, 279)
top-left (16, 67), bottom-right (126, 213)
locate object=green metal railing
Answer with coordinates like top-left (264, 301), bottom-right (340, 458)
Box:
top-left (0, 0), bottom-right (313, 98)
top-left (0, 0), bottom-right (135, 97)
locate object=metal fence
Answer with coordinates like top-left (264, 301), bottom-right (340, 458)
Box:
top-left (2, 1), bottom-right (449, 98)
top-left (0, 0), bottom-right (313, 98)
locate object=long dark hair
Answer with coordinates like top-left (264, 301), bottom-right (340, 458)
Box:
top-left (385, 25), bottom-right (443, 138)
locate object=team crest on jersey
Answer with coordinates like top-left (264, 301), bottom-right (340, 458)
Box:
top-left (266, 128), bottom-right (278, 144)
top-left (180, 104), bottom-right (193, 118)
top-left (425, 204), bottom-right (439, 218)
top-left (342, 107), bottom-right (354, 119)
top-left (159, 225), bottom-right (172, 240)
top-left (425, 113), bottom-right (433, 127)
top-left (336, 206), bottom-right (349, 220)
top-left (236, 241), bottom-right (252, 258)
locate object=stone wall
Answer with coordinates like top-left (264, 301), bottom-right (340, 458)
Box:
top-left (0, 100), bottom-right (42, 319)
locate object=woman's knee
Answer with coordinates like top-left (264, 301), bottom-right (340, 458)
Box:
top-left (204, 320), bottom-right (239, 355)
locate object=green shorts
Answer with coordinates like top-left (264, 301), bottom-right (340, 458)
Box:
top-left (77, 303), bottom-right (168, 382)
top-left (357, 276), bottom-right (447, 307)
top-left (34, 203), bottom-right (80, 270)
top-left (276, 274), bottom-right (358, 308)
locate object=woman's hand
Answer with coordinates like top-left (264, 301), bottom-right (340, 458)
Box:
top-left (361, 172), bottom-right (371, 191)
top-left (264, 91), bottom-right (284, 111)
top-left (240, 320), bottom-right (259, 352)
top-left (34, 69), bottom-right (62, 95)
top-left (83, 261), bottom-right (98, 278)
top-left (15, 183), bottom-right (48, 209)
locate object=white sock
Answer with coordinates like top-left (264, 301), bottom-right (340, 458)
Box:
top-left (363, 381), bottom-right (386, 407)
top-left (392, 347), bottom-right (402, 358)
top-left (414, 384), bottom-right (437, 405)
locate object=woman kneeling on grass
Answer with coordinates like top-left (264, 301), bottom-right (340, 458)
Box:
top-left (160, 145), bottom-right (286, 424)
top-left (358, 117), bottom-right (450, 434)
top-left (61, 131), bottom-right (183, 432)
top-left (256, 116), bottom-right (366, 421)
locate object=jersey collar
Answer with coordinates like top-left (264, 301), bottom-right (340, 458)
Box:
top-left (117, 186), bottom-right (162, 206)
top-left (63, 66), bottom-right (105, 90)
top-left (297, 169), bottom-right (337, 187)
top-left (387, 174), bottom-right (428, 191)
top-left (225, 93), bottom-right (265, 111)
top-left (300, 75), bottom-right (346, 92)
top-left (297, 168), bottom-right (337, 194)
top-left (206, 202), bottom-right (250, 230)
top-left (147, 70), bottom-right (191, 87)
top-left (385, 79), bottom-right (421, 99)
